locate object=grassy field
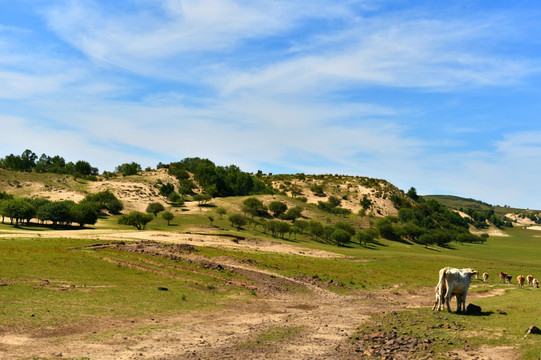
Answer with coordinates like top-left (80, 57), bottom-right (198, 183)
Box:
top-left (2, 217), bottom-right (541, 358)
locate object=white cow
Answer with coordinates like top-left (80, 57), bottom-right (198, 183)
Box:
top-left (434, 267), bottom-right (478, 312)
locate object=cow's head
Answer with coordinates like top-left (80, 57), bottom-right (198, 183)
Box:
top-left (464, 268), bottom-right (478, 278)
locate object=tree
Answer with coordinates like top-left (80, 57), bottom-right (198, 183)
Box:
top-left (334, 221), bottom-right (356, 237)
top-left (193, 193), bottom-right (212, 206)
top-left (75, 160), bottom-right (94, 176)
top-left (376, 217), bottom-right (396, 239)
top-left (162, 211), bottom-right (174, 226)
top-left (309, 220), bottom-right (324, 240)
top-left (242, 197), bottom-right (266, 219)
top-left (20, 149), bottom-right (37, 171)
top-left (406, 187), bottom-right (419, 201)
top-left (229, 213), bottom-right (247, 230)
top-left (356, 230), bottom-right (375, 247)
top-left (71, 202), bottom-right (99, 228)
top-left (280, 206), bottom-right (303, 221)
top-left (118, 211), bottom-right (153, 230)
top-left (216, 207), bottom-right (227, 219)
top-left (208, 215), bottom-right (214, 226)
top-left (2, 198), bottom-right (36, 226)
top-left (37, 200), bottom-right (74, 227)
top-left (115, 162), bottom-right (142, 176)
top-left (167, 192), bottom-right (184, 207)
top-left (268, 201), bottom-right (288, 217)
top-left (84, 190), bottom-right (123, 214)
top-left (331, 228), bottom-right (351, 246)
top-left (146, 202), bottom-right (165, 217)
top-left (160, 183), bottom-right (175, 197)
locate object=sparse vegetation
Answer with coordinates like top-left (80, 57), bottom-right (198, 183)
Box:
top-left (2, 153), bottom-right (541, 358)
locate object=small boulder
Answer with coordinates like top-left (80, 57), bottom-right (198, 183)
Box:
top-left (466, 303), bottom-right (481, 313)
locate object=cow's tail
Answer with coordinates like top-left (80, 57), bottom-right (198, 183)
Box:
top-left (436, 268), bottom-right (448, 302)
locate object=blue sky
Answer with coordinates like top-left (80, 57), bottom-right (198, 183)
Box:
top-left (1, 1), bottom-right (541, 209)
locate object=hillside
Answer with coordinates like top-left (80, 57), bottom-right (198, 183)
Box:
top-left (4, 167), bottom-right (541, 358)
top-left (0, 168), bottom-right (403, 218)
top-left (424, 194), bottom-right (541, 227)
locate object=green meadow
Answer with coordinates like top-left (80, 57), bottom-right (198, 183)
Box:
top-left (2, 218), bottom-right (541, 358)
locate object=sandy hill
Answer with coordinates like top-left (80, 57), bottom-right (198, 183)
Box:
top-left (0, 169), bottom-right (405, 218)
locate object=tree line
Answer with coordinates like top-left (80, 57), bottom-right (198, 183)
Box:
top-left (0, 190), bottom-right (122, 228)
top-left (161, 158), bottom-right (277, 198)
top-left (0, 149), bottom-right (98, 178)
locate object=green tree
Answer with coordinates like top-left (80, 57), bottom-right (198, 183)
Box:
top-left (118, 211), bottom-right (154, 230)
top-left (376, 217), bottom-right (396, 239)
top-left (242, 197), bottom-right (266, 219)
top-left (356, 230), bottom-right (375, 247)
top-left (280, 206), bottom-right (303, 221)
top-left (309, 220), bottom-right (324, 240)
top-left (146, 202), bottom-right (165, 217)
top-left (229, 213), bottom-right (247, 230)
top-left (331, 228), bottom-right (351, 246)
top-left (162, 211), bottom-right (175, 226)
top-left (71, 202), bottom-right (99, 228)
top-left (268, 201), bottom-right (288, 217)
top-left (167, 192), bottom-right (184, 207)
top-left (37, 200), bottom-right (74, 227)
top-left (216, 207), bottom-right (227, 219)
top-left (84, 190), bottom-right (123, 214)
top-left (193, 193), bottom-right (212, 206)
top-left (406, 187), bottom-right (419, 201)
top-left (115, 162), bottom-right (142, 176)
top-left (160, 183), bottom-right (175, 197)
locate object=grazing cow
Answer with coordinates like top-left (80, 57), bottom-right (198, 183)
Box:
top-left (517, 275), bottom-right (525, 289)
top-left (499, 272), bottom-right (508, 283)
top-left (505, 274), bottom-right (512, 284)
top-left (431, 280), bottom-right (463, 311)
top-left (482, 272), bottom-right (489, 283)
top-left (527, 275), bottom-right (534, 286)
top-left (434, 267), bottom-right (478, 312)
top-left (533, 279), bottom-right (539, 289)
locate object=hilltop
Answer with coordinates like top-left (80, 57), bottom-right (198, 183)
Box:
top-left (424, 194), bottom-right (541, 227)
top-left (0, 167), bottom-right (403, 217)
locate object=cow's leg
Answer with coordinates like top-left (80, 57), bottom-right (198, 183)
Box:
top-left (445, 292), bottom-right (452, 312)
top-left (461, 291), bottom-right (468, 312)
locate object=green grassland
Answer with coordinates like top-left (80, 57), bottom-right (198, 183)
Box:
top-left (2, 166), bottom-right (541, 358)
top-left (2, 218), bottom-right (541, 358)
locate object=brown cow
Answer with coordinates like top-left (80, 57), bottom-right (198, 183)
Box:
top-left (533, 279), bottom-right (539, 289)
top-left (482, 272), bottom-right (489, 283)
top-left (527, 275), bottom-right (534, 286)
top-left (517, 275), bottom-right (525, 289)
top-left (499, 271), bottom-right (508, 283)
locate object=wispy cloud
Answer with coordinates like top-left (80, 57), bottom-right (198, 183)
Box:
top-left (2, 1), bottom-right (541, 208)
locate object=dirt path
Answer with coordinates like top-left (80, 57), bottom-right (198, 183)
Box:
top-left (0, 228), bottom-right (347, 259)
